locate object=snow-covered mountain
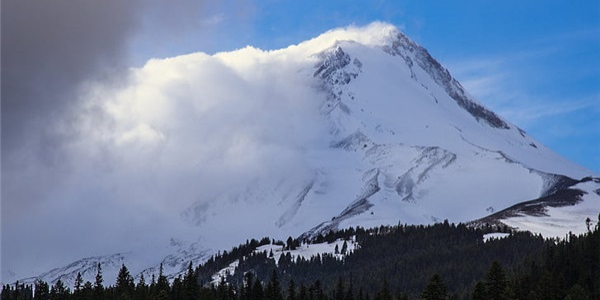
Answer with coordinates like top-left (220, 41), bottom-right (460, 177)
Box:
top-left (17, 22), bottom-right (599, 288)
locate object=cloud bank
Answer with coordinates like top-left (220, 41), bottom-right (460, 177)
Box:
top-left (1, 0), bottom-right (263, 281)
top-left (2, 32), bottom-right (329, 281)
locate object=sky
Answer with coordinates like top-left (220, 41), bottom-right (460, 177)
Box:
top-left (1, 0), bottom-right (599, 282)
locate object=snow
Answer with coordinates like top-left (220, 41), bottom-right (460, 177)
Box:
top-left (210, 260), bottom-right (239, 286)
top-left (483, 233), bottom-right (511, 242)
top-left (501, 180), bottom-right (600, 238)
top-left (254, 238), bottom-right (358, 264)
top-left (209, 238), bottom-right (357, 286)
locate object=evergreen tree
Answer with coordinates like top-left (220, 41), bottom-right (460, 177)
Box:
top-left (183, 261), bottom-right (199, 300)
top-left (135, 274), bottom-right (148, 300)
top-left (252, 278), bottom-right (264, 300)
top-left (334, 278), bottom-right (345, 300)
top-left (74, 272), bottom-right (83, 293)
top-left (345, 280), bottom-right (354, 300)
top-left (0, 285), bottom-right (8, 300)
top-left (266, 270), bottom-right (283, 300)
top-left (241, 272), bottom-right (254, 300)
top-left (341, 241), bottom-right (348, 255)
top-left (50, 279), bottom-right (69, 300)
top-left (34, 280), bottom-right (50, 300)
top-left (375, 280), bottom-right (392, 300)
top-left (287, 280), bottom-right (297, 300)
top-left (287, 237), bottom-right (297, 251)
top-left (156, 263), bottom-right (170, 296)
top-left (94, 263), bottom-right (104, 300)
top-left (116, 264), bottom-right (135, 299)
top-left (156, 290), bottom-right (169, 300)
top-left (471, 281), bottom-right (486, 300)
top-left (171, 276), bottom-right (184, 300)
top-left (298, 283), bottom-right (308, 300)
top-left (311, 280), bottom-right (325, 300)
top-left (81, 281), bottom-right (94, 300)
top-left (485, 261), bottom-right (507, 300)
top-left (421, 274), bottom-right (447, 300)
top-left (396, 292), bottom-right (409, 300)
top-left (564, 284), bottom-right (590, 300)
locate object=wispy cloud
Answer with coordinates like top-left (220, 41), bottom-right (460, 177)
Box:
top-left (201, 13), bottom-right (225, 26)
top-left (446, 28), bottom-right (599, 173)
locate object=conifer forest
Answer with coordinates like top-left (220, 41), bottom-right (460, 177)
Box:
top-left (3, 215), bottom-right (599, 300)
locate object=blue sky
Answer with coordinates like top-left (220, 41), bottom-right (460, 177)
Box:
top-left (130, 0), bottom-right (600, 173)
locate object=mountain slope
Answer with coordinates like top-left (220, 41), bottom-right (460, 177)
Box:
top-left (15, 22), bottom-right (599, 287)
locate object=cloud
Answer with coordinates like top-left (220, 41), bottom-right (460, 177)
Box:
top-left (1, 0), bottom-right (257, 281)
top-left (0, 4), bottom-right (149, 267)
top-left (449, 54), bottom-right (599, 129)
top-left (1, 0), bottom-right (242, 218)
top-left (446, 33), bottom-right (600, 173)
top-left (1, 37), bottom-right (327, 280)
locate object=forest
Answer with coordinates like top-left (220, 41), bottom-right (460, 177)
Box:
top-left (3, 215), bottom-right (599, 300)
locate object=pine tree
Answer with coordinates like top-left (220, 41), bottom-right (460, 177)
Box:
top-left (485, 261), bottom-right (508, 300)
top-left (266, 270), bottom-right (283, 300)
top-left (241, 272), bottom-right (254, 300)
top-left (421, 274), bottom-right (447, 300)
top-left (135, 274), bottom-right (148, 300)
top-left (564, 284), bottom-right (590, 300)
top-left (252, 278), bottom-right (264, 300)
top-left (341, 241), bottom-right (348, 255)
top-left (34, 280), bottom-right (50, 300)
top-left (156, 263), bottom-right (170, 295)
top-left (171, 276), bottom-right (184, 300)
top-left (334, 278), bottom-right (345, 300)
top-left (471, 281), bottom-right (486, 300)
top-left (375, 279), bottom-right (392, 300)
top-left (287, 236), bottom-right (295, 251)
top-left (183, 261), bottom-right (199, 300)
top-left (50, 279), bottom-right (69, 300)
top-left (94, 263), bottom-right (104, 300)
top-left (74, 272), bottom-right (83, 293)
top-left (298, 283), bottom-right (308, 300)
top-left (312, 280), bottom-right (325, 300)
top-left (287, 280), bottom-right (297, 300)
top-left (116, 264), bottom-right (135, 299)
top-left (82, 281), bottom-right (94, 300)
top-left (345, 280), bottom-right (354, 300)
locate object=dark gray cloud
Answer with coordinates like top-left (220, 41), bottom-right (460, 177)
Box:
top-left (0, 0), bottom-right (221, 218)
top-left (1, 0), bottom-right (143, 216)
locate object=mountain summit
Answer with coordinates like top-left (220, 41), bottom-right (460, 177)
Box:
top-left (182, 22), bottom-right (598, 240)
top-left (13, 22), bottom-right (600, 287)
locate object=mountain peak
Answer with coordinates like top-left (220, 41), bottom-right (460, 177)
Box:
top-left (8, 22), bottom-right (599, 288)
top-left (302, 22), bottom-right (402, 52)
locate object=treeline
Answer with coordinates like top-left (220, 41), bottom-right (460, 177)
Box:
top-left (3, 215), bottom-right (598, 300)
top-left (219, 221), bottom-right (545, 297)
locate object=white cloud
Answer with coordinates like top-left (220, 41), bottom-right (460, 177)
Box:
top-left (2, 40), bottom-right (335, 281)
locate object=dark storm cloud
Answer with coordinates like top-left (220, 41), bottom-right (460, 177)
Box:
top-left (2, 0), bottom-right (141, 151)
top-left (1, 0), bottom-right (144, 216)
top-left (1, 0), bottom-right (215, 216)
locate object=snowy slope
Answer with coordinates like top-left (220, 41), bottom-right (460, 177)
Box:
top-left (17, 22), bottom-right (599, 288)
top-left (210, 238), bottom-right (357, 285)
top-left (181, 22), bottom-right (598, 240)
